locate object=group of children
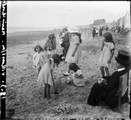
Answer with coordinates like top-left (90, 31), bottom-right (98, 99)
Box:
top-left (32, 27), bottom-right (116, 100)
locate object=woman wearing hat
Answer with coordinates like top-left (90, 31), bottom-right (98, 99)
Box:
top-left (87, 50), bottom-right (131, 109)
top-left (64, 26), bottom-right (82, 76)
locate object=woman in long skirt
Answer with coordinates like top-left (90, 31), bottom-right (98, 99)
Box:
top-left (64, 26), bottom-right (82, 76)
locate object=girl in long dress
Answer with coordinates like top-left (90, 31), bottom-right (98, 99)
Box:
top-left (64, 27), bottom-right (82, 76)
top-left (37, 54), bottom-right (61, 99)
top-left (98, 32), bottom-right (115, 77)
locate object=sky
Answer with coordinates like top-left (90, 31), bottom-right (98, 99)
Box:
top-left (7, 1), bottom-right (130, 28)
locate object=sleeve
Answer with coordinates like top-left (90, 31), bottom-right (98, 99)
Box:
top-left (109, 43), bottom-right (115, 50)
top-left (117, 68), bottom-right (130, 77)
top-left (75, 35), bottom-right (80, 45)
top-left (33, 53), bottom-right (36, 60)
top-left (33, 53), bottom-right (37, 66)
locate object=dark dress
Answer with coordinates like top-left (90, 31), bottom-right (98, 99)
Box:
top-left (92, 29), bottom-right (96, 38)
top-left (87, 68), bottom-right (129, 108)
top-left (61, 32), bottom-right (70, 58)
top-left (99, 28), bottom-right (103, 37)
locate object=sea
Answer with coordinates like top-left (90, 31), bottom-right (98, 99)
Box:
top-left (7, 27), bottom-right (56, 33)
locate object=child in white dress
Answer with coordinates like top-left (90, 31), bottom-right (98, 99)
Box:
top-left (33, 45), bottom-right (47, 74)
top-left (98, 32), bottom-right (115, 77)
top-left (37, 54), bottom-right (61, 99)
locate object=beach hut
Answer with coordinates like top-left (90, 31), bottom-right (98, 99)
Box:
top-left (123, 11), bottom-right (130, 29)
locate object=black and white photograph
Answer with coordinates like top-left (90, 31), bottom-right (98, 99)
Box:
top-left (3, 1), bottom-right (131, 119)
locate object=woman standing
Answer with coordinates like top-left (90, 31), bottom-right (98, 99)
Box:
top-left (64, 26), bottom-right (82, 76)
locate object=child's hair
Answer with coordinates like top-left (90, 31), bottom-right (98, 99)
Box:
top-left (69, 63), bottom-right (80, 72)
top-left (52, 54), bottom-right (61, 65)
top-left (103, 32), bottom-right (115, 45)
top-left (34, 45), bottom-right (44, 52)
top-left (48, 33), bottom-right (56, 40)
top-left (44, 34), bottom-right (56, 51)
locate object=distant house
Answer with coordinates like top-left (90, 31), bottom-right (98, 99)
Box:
top-left (93, 19), bottom-right (106, 26)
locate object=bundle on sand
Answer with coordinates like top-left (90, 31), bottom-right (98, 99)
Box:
top-left (48, 102), bottom-right (79, 116)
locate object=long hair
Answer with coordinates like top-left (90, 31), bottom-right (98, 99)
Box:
top-left (44, 34), bottom-right (56, 50)
top-left (34, 45), bottom-right (44, 52)
top-left (103, 32), bottom-right (115, 45)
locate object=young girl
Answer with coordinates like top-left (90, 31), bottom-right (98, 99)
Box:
top-left (37, 54), bottom-right (61, 99)
top-left (33, 45), bottom-right (47, 74)
top-left (66, 63), bottom-right (85, 87)
top-left (98, 32), bottom-right (115, 77)
top-left (44, 34), bottom-right (57, 57)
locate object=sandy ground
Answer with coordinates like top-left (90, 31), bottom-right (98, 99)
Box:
top-left (6, 33), bottom-right (130, 119)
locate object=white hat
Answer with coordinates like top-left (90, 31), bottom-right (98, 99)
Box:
top-left (68, 26), bottom-right (80, 33)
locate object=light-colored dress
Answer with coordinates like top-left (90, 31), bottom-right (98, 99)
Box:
top-left (65, 34), bottom-right (81, 64)
top-left (67, 70), bottom-right (85, 86)
top-left (33, 51), bottom-right (47, 68)
top-left (37, 58), bottom-right (54, 86)
top-left (98, 41), bottom-right (114, 67)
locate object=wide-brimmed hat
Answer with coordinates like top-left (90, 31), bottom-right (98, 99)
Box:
top-left (115, 50), bottom-right (131, 67)
top-left (68, 26), bottom-right (80, 33)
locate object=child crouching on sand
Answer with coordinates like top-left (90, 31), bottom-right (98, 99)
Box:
top-left (66, 63), bottom-right (85, 87)
top-left (33, 45), bottom-right (47, 74)
top-left (37, 54), bottom-right (61, 99)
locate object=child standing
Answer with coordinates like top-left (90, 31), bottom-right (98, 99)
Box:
top-left (98, 32), bottom-right (115, 77)
top-left (33, 45), bottom-right (47, 74)
top-left (37, 54), bottom-right (61, 99)
top-left (44, 34), bottom-right (57, 57)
